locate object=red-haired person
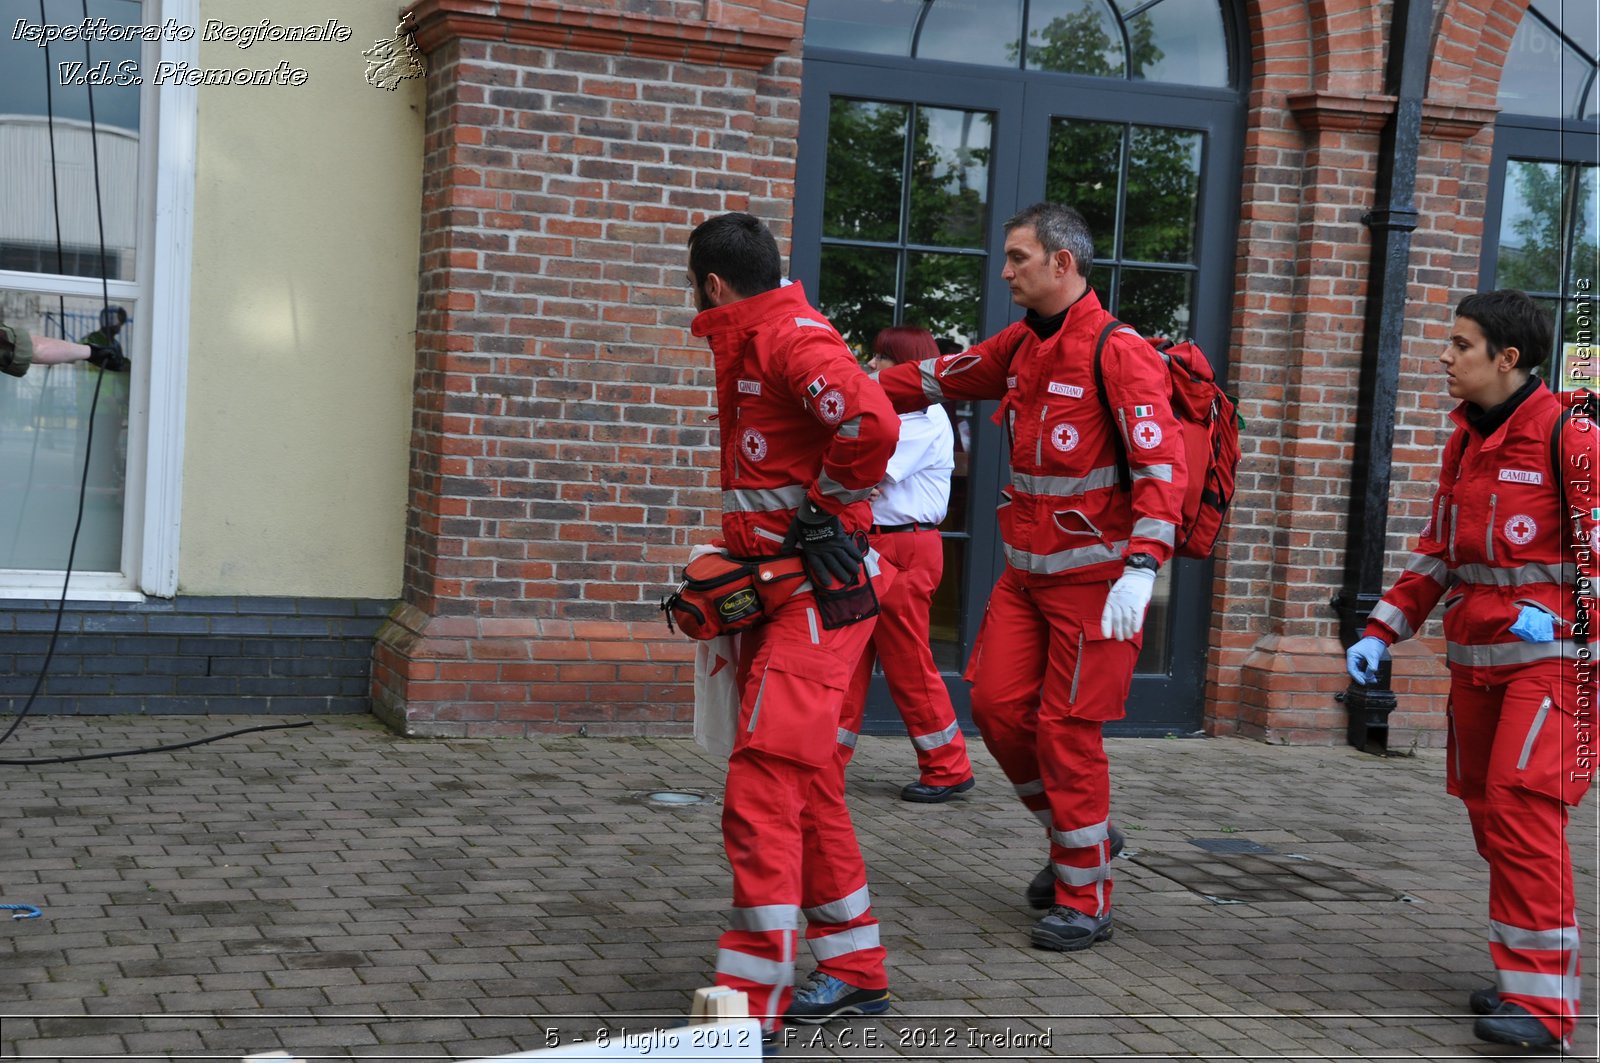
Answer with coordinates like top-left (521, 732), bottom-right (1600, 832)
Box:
top-left (849, 325), bottom-right (975, 802)
top-left (1346, 289), bottom-right (1598, 1050)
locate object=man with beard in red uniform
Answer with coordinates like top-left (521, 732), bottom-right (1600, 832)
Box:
top-left (686, 212), bottom-right (901, 1036)
top-left (875, 202), bottom-right (1187, 952)
top-left (1347, 289), bottom-right (1598, 1050)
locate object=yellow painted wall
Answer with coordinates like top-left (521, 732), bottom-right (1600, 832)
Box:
top-left (181, 0), bottom-right (422, 596)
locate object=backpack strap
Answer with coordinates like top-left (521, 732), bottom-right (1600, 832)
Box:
top-left (1092, 317), bottom-right (1133, 492)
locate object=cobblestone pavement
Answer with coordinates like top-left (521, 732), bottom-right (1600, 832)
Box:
top-left (0, 714), bottom-right (1595, 1061)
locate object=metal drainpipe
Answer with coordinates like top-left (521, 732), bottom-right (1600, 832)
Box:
top-left (1331, 0), bottom-right (1435, 755)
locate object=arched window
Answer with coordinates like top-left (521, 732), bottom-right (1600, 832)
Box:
top-left (1484, 0), bottom-right (1598, 388)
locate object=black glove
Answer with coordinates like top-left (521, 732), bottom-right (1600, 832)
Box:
top-left (87, 342), bottom-right (127, 373)
top-left (781, 498), bottom-right (862, 589)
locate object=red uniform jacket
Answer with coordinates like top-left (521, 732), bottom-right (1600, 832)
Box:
top-left (691, 283), bottom-right (899, 559)
top-left (876, 289), bottom-right (1187, 582)
top-left (1365, 385), bottom-right (1599, 681)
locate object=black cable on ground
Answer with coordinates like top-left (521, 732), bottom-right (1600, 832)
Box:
top-left (0, 720), bottom-right (315, 766)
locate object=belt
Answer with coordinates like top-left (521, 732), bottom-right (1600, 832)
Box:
top-left (871, 521), bottom-right (939, 534)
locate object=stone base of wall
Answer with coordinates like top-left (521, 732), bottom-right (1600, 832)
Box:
top-left (371, 602), bottom-right (695, 737)
top-left (0, 597), bottom-right (392, 714)
top-left (1230, 634), bottom-right (1449, 747)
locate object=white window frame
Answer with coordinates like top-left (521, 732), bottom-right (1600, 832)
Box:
top-left (0, 0), bottom-right (194, 601)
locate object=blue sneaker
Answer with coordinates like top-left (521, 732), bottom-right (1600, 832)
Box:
top-left (783, 972), bottom-right (891, 1024)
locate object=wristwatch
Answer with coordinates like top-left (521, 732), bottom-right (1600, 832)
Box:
top-left (1124, 552), bottom-right (1160, 573)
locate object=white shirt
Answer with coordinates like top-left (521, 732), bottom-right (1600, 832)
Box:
top-left (871, 405), bottom-right (954, 526)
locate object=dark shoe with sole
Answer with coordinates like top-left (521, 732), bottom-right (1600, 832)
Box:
top-left (1026, 824), bottom-right (1126, 909)
top-left (1030, 906), bottom-right (1113, 952)
top-left (783, 972), bottom-right (891, 1025)
top-left (1473, 1003), bottom-right (1564, 1049)
top-left (900, 776), bottom-right (975, 803)
top-left (1469, 985), bottom-right (1500, 1016)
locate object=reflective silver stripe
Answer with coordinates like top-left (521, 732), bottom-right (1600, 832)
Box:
top-left (794, 317), bottom-right (828, 329)
top-left (815, 468), bottom-right (873, 505)
top-left (1517, 697), bottom-right (1553, 771)
top-left (910, 721), bottom-right (960, 751)
top-left (919, 360), bottom-right (946, 403)
top-left (1013, 778), bottom-right (1046, 798)
top-left (836, 416), bottom-right (862, 439)
top-left (1492, 919), bottom-right (1580, 953)
top-left (836, 728), bottom-right (858, 748)
top-left (755, 525), bottom-right (787, 544)
top-left (1449, 504), bottom-right (1459, 564)
top-left (1052, 820), bottom-right (1109, 849)
top-left (1053, 860), bottom-right (1110, 886)
top-left (1005, 540), bottom-right (1128, 575)
top-left (1446, 640), bottom-right (1584, 667)
top-left (1068, 632), bottom-right (1084, 704)
top-left (1368, 600), bottom-right (1415, 641)
top-left (804, 885), bottom-right (871, 925)
top-left (1404, 552), bottom-right (1451, 586)
top-left (724, 485), bottom-right (808, 513)
top-left (1486, 493), bottom-right (1497, 561)
top-left (1012, 467), bottom-right (1120, 496)
top-left (1455, 561), bottom-right (1575, 588)
top-left (1497, 969), bottom-right (1580, 1004)
top-left (730, 904), bottom-right (800, 933)
top-left (1131, 517), bottom-right (1177, 546)
top-left (807, 607), bottom-right (819, 645)
top-left (748, 671), bottom-right (769, 732)
top-left (715, 947), bottom-right (792, 987)
top-left (1131, 463), bottom-right (1174, 483)
top-left (806, 923), bottom-right (880, 961)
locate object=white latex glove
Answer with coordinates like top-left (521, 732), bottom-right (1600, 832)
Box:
top-left (1100, 566), bottom-right (1157, 640)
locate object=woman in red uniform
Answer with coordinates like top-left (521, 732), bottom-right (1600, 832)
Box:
top-left (846, 326), bottom-right (975, 802)
top-left (1346, 289), bottom-right (1597, 1050)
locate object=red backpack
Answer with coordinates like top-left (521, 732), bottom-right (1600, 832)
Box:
top-left (1092, 318), bottom-right (1243, 559)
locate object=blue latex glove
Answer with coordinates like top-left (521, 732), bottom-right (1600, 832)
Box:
top-left (1345, 636), bottom-right (1389, 685)
top-left (1509, 605), bottom-right (1555, 643)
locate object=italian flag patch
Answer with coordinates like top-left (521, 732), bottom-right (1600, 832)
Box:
top-left (807, 375), bottom-right (829, 397)
top-left (1133, 404), bottom-right (1153, 418)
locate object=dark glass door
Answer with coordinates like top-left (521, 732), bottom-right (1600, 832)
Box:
top-left (796, 39), bottom-right (1242, 736)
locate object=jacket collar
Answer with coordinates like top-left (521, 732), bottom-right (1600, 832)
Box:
top-left (690, 281), bottom-right (815, 340)
top-left (1449, 376), bottom-right (1557, 447)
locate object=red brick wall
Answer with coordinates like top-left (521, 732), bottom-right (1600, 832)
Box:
top-left (1205, 0), bottom-right (1526, 744)
top-left (375, 0), bottom-right (1536, 743)
top-left (374, 0), bottom-right (801, 736)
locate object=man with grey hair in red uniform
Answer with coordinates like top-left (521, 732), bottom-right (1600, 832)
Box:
top-left (686, 212), bottom-right (901, 1036)
top-left (875, 202), bottom-right (1187, 953)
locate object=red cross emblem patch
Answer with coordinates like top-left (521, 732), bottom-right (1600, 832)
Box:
top-left (1050, 423), bottom-right (1080, 452)
top-left (817, 389), bottom-right (847, 425)
top-left (740, 427), bottom-right (768, 462)
top-left (1132, 419), bottom-right (1163, 449)
top-left (1503, 514), bottom-right (1537, 545)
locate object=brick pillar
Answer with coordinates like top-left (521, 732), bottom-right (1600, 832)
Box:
top-left (1205, 0), bottom-right (1497, 745)
top-left (371, 0), bottom-right (803, 736)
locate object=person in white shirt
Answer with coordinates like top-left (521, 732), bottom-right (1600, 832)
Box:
top-left (845, 325), bottom-right (976, 802)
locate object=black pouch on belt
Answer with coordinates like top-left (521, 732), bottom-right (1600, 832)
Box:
top-left (809, 531), bottom-right (881, 630)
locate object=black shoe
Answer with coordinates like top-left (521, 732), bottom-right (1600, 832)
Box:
top-left (900, 776), bottom-right (975, 803)
top-left (1474, 1003), bottom-right (1564, 1049)
top-left (1469, 985), bottom-right (1501, 1016)
top-left (1026, 824), bottom-right (1126, 909)
top-left (783, 972), bottom-right (891, 1025)
top-left (1030, 906), bottom-right (1113, 952)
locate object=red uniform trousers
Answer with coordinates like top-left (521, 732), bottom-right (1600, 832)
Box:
top-left (965, 568), bottom-right (1137, 916)
top-left (714, 570), bottom-right (893, 1031)
top-left (846, 528), bottom-right (973, 786)
top-left (1446, 660), bottom-right (1592, 1040)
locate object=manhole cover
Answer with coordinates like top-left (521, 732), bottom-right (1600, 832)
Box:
top-left (1131, 850), bottom-right (1401, 903)
top-left (1190, 837), bottom-right (1275, 855)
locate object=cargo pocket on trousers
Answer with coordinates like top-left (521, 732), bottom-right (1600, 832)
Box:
top-left (1511, 695), bottom-right (1594, 806)
top-left (745, 649), bottom-right (848, 768)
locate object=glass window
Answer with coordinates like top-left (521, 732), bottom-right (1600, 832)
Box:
top-left (804, 0), bottom-right (1234, 88)
top-left (915, 0), bottom-right (1022, 67)
top-left (803, 0), bottom-right (924, 56)
top-left (1, 0), bottom-right (145, 580)
top-left (1499, 0), bottom-right (1599, 119)
top-left (818, 97), bottom-right (994, 354)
